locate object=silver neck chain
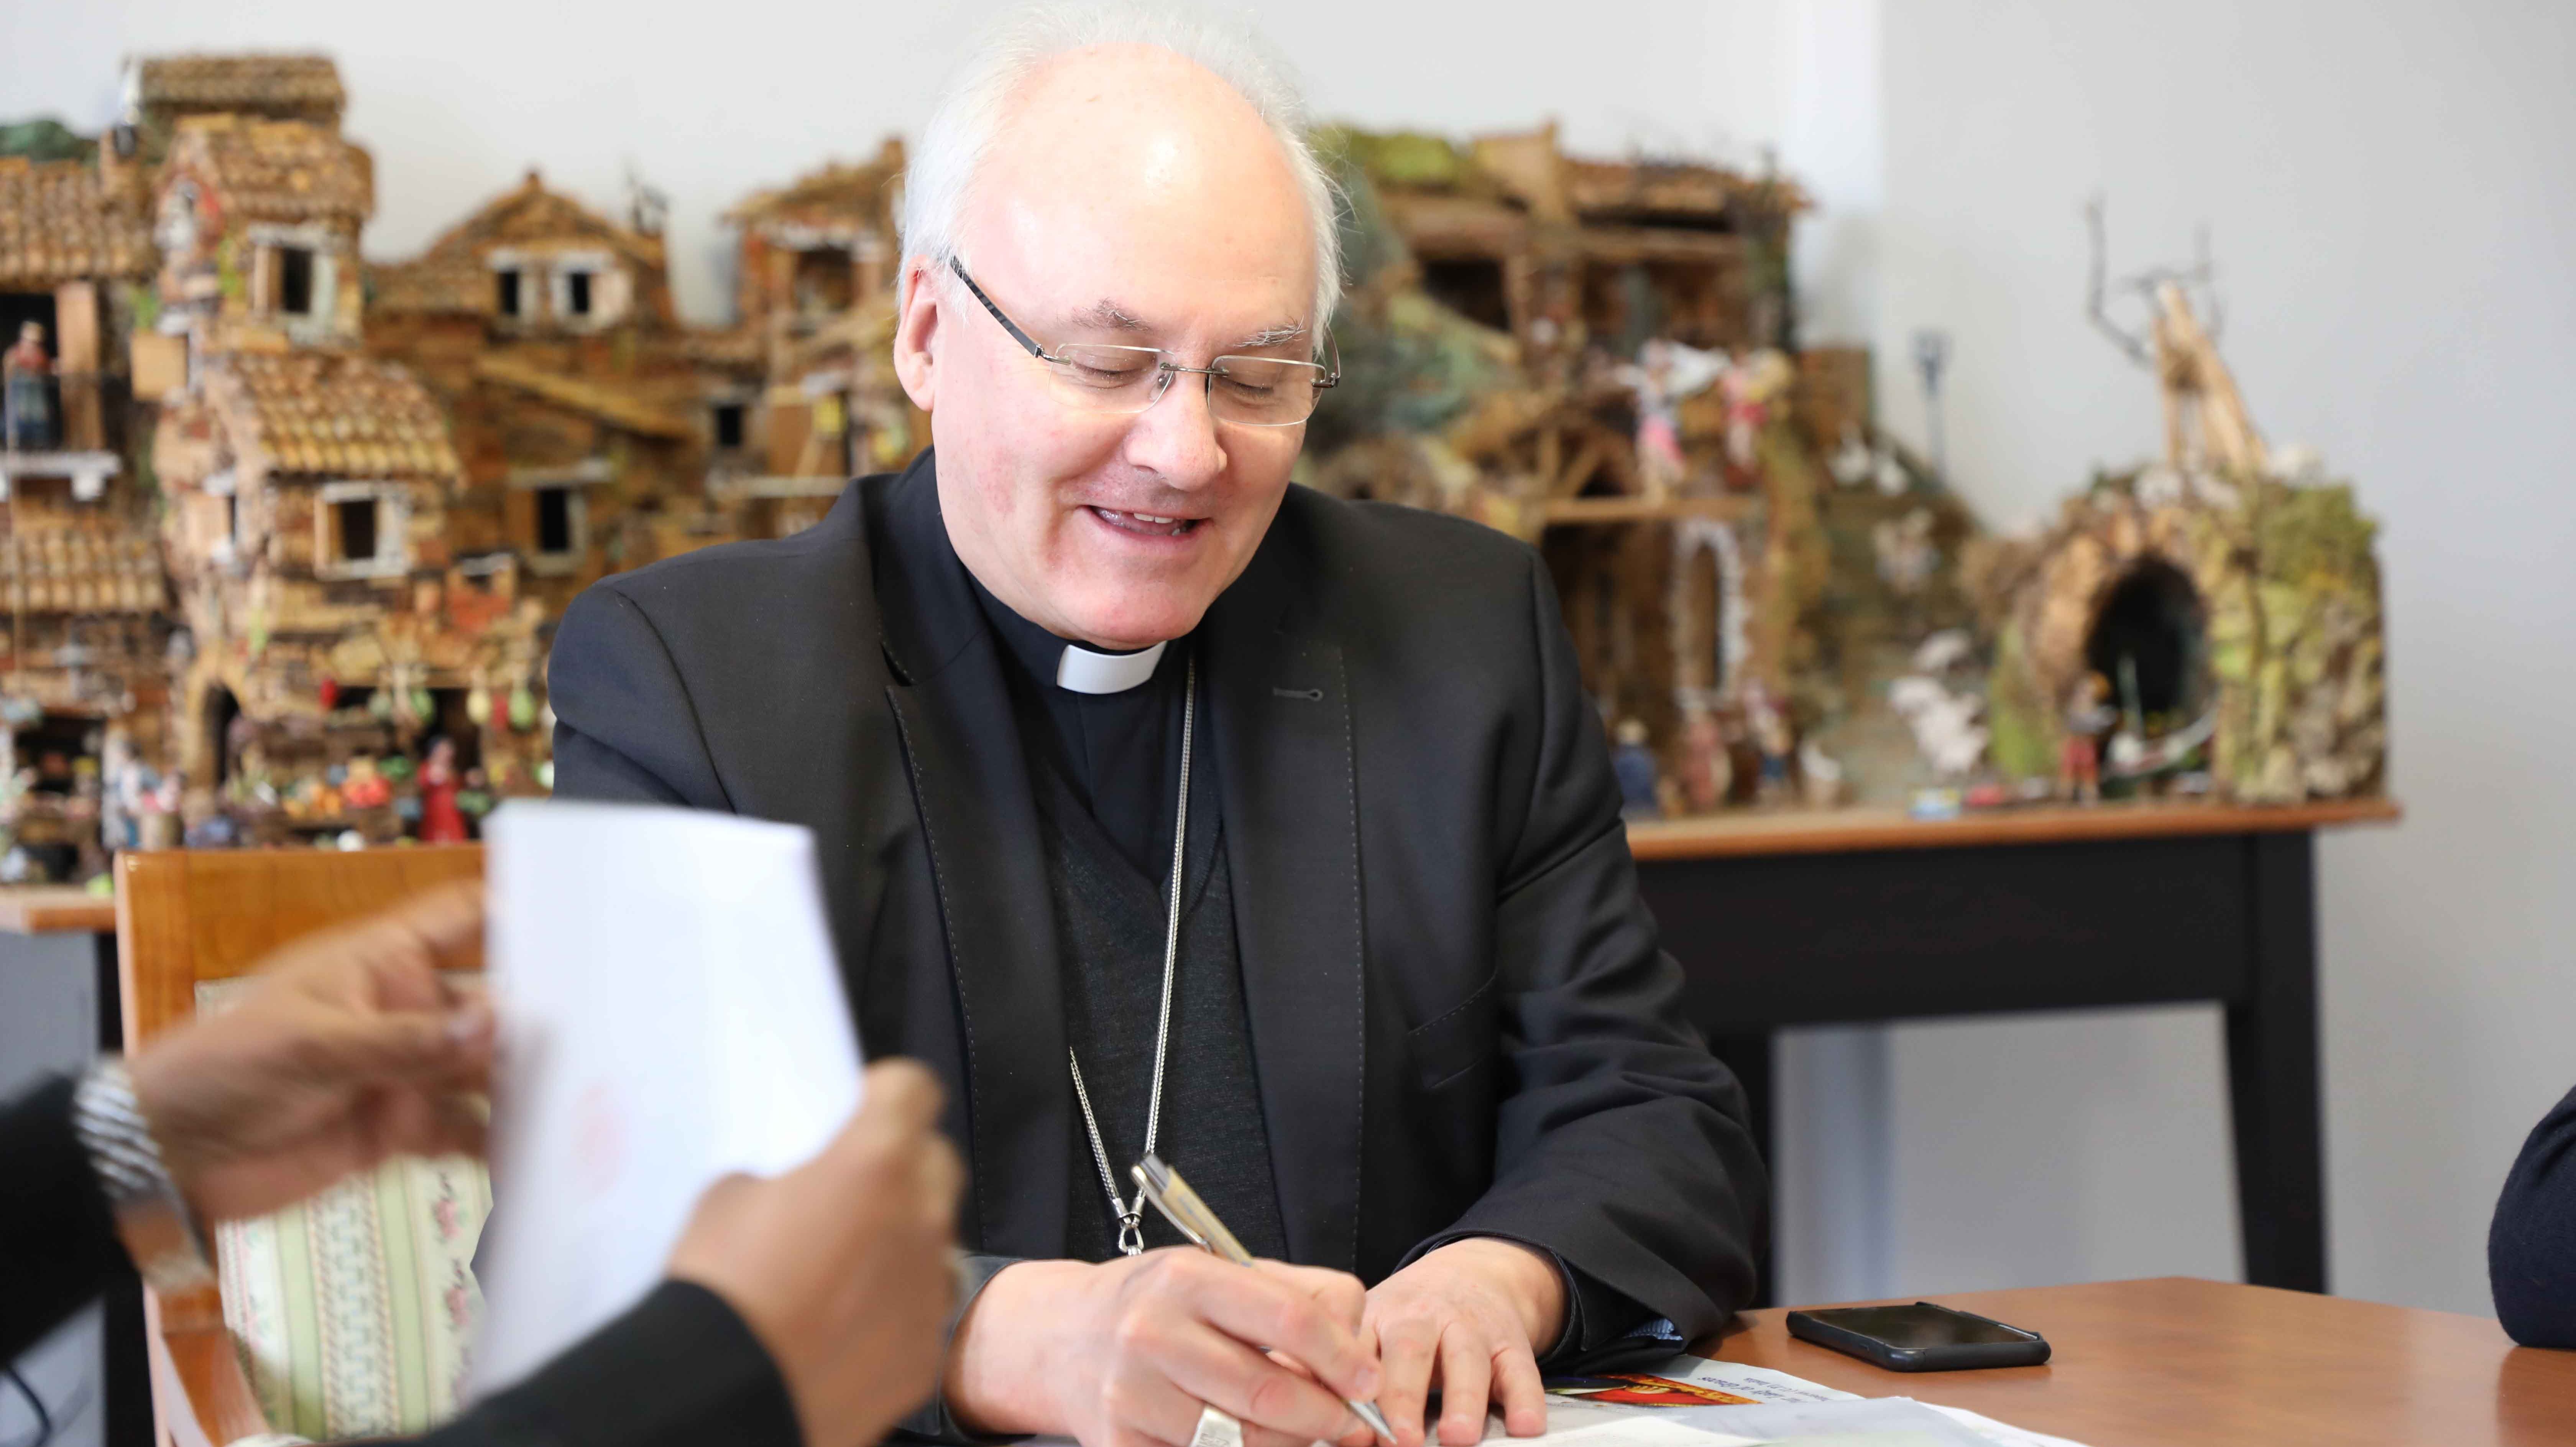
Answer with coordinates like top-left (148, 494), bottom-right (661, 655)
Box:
top-left (1067, 653), bottom-right (1194, 1256)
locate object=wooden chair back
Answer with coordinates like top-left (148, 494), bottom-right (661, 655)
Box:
top-left (113, 845), bottom-right (486, 1447)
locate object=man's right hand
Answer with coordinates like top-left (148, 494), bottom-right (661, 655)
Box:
top-left (666, 1061), bottom-right (965, 1447)
top-left (948, 1249), bottom-right (1383, 1447)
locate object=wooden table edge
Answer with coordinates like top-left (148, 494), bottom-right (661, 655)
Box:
top-left (0, 884), bottom-right (120, 936)
top-left (1627, 797), bottom-right (2402, 861)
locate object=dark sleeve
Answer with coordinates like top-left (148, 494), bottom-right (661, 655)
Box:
top-left (892, 1253), bottom-right (1024, 1444)
top-left (421, 1281), bottom-right (801, 1447)
top-left (1398, 553), bottom-right (1767, 1341)
top-left (0, 1075), bottom-right (132, 1364)
top-left (2492, 1084), bottom-right (2576, 1347)
top-left (548, 584), bottom-right (731, 809)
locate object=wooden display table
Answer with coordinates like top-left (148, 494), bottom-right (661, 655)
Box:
top-left (1630, 799), bottom-right (2400, 1299)
top-left (1702, 1276), bottom-right (2574, 1446)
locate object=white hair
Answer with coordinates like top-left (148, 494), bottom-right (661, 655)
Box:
top-left (900, 0), bottom-right (1344, 337)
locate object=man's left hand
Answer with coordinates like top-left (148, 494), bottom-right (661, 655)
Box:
top-left (1365, 1238), bottom-right (1566, 1447)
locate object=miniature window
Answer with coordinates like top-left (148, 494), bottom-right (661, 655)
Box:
top-left (335, 497), bottom-right (378, 561)
top-left (565, 270), bottom-right (594, 318)
top-left (316, 482), bottom-right (408, 580)
top-left (277, 246), bottom-right (317, 317)
top-left (1421, 258), bottom-right (1510, 333)
top-left (712, 401), bottom-right (747, 451)
top-left (535, 485), bottom-right (577, 556)
top-left (794, 248), bottom-right (854, 314)
top-left (496, 269), bottom-right (525, 318)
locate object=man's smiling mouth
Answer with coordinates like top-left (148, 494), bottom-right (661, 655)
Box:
top-left (1088, 506), bottom-right (1204, 538)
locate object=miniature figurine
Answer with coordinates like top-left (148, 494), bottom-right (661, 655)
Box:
top-left (1610, 719), bottom-right (1662, 821)
top-left (1615, 339), bottom-right (1723, 501)
top-left (4, 321), bottom-right (54, 452)
top-left (2060, 672), bottom-right (2118, 803)
top-left (1744, 685), bottom-right (1796, 803)
top-left (1676, 704), bottom-right (1732, 814)
top-left (419, 737), bottom-right (468, 844)
top-left (341, 756), bottom-right (392, 810)
top-left (1718, 350), bottom-right (1794, 472)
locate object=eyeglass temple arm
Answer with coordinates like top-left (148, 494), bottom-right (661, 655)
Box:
top-left (947, 257), bottom-right (1049, 359)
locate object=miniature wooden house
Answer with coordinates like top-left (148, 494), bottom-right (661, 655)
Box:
top-left (151, 114), bottom-right (371, 352)
top-left (153, 350), bottom-right (549, 834)
top-left (1309, 126), bottom-right (1827, 811)
top-left (369, 173), bottom-right (725, 609)
top-left (717, 141), bottom-right (922, 536)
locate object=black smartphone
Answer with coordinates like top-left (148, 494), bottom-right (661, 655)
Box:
top-left (1785, 1302), bottom-right (2050, 1371)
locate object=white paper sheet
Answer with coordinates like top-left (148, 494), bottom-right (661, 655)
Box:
top-left (466, 800), bottom-right (863, 1398)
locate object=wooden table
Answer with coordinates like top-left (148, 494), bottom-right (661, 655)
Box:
top-left (1702, 1276), bottom-right (2575, 1446)
top-left (1630, 799), bottom-right (2400, 1299)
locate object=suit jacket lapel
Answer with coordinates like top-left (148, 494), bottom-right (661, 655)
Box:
top-left (1206, 536), bottom-right (1366, 1273)
top-left (876, 460), bottom-right (1071, 1259)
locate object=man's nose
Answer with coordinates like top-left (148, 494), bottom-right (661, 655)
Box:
top-left (1120, 371), bottom-right (1227, 488)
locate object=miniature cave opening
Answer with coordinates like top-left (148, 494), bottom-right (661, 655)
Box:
top-left (204, 684), bottom-right (241, 788)
top-left (2084, 559), bottom-right (2210, 734)
top-left (1419, 257), bottom-right (1510, 333)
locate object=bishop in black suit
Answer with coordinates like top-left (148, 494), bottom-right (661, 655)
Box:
top-left (548, 23), bottom-right (1764, 1447)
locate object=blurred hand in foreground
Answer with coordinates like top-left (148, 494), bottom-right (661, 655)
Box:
top-left (127, 880), bottom-right (494, 1224)
top-left (667, 1060), bottom-right (966, 1447)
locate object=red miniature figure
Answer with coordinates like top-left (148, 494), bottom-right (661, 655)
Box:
top-left (419, 737), bottom-right (468, 844)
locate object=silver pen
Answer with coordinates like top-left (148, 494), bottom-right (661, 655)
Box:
top-left (1134, 1154), bottom-right (1398, 1446)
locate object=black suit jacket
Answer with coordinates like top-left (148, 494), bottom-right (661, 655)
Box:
top-left (0, 1077), bottom-right (800, 1447)
top-left (2492, 1083), bottom-right (2576, 1347)
top-left (549, 451), bottom-right (1765, 1331)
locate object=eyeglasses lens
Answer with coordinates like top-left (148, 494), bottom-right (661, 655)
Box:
top-left (1049, 345), bottom-right (1324, 426)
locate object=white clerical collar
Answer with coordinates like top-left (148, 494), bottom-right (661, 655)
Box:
top-left (1055, 639), bottom-right (1168, 694)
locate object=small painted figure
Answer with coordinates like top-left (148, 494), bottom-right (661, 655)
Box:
top-left (419, 737), bottom-right (468, 844)
top-left (1676, 704), bottom-right (1732, 814)
top-left (2060, 672), bottom-right (2118, 803)
top-left (1611, 718), bottom-right (1662, 820)
top-left (4, 322), bottom-right (53, 451)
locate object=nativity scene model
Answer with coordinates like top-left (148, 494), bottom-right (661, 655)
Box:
top-left (0, 51), bottom-right (2389, 879)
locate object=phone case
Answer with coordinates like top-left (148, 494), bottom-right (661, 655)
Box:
top-left (1785, 1304), bottom-right (2052, 1372)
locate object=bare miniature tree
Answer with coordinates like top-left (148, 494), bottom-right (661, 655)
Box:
top-left (2084, 197), bottom-right (2263, 474)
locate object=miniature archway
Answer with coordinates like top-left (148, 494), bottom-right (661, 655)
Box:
top-left (1667, 518), bottom-right (1748, 708)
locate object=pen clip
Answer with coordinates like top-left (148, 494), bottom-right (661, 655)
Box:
top-left (1133, 1154), bottom-right (1252, 1263)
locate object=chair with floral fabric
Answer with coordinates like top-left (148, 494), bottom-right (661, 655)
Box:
top-left (115, 845), bottom-right (487, 1447)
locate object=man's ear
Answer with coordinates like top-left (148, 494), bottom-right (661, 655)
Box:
top-left (893, 260), bottom-right (941, 412)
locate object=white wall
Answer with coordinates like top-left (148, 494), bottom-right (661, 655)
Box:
top-left (0, 0), bottom-right (1793, 326)
top-left (1873, 0), bottom-right (2576, 1315)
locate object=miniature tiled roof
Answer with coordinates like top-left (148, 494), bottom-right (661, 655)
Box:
top-left (0, 158), bottom-right (154, 288)
top-left (372, 171), bottom-right (663, 314)
top-left (165, 115), bottom-right (371, 224)
top-left (473, 353), bottom-right (693, 441)
top-left (0, 529), bottom-right (165, 615)
top-left (726, 139), bottom-right (906, 233)
top-left (209, 353), bottom-right (460, 479)
top-left (133, 54), bottom-right (345, 124)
